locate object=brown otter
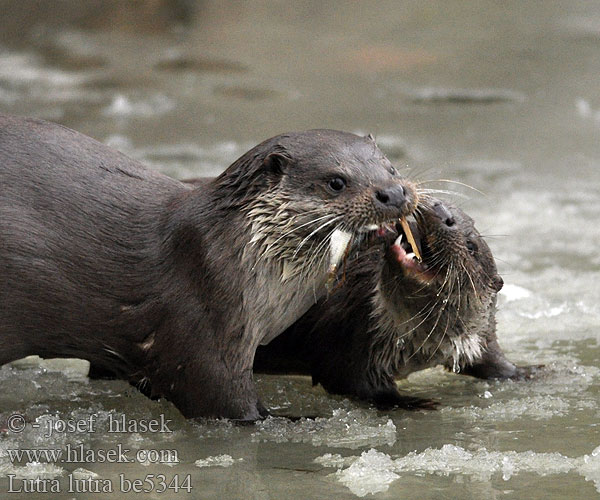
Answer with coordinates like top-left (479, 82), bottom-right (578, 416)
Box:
top-left (254, 198), bottom-right (539, 408)
top-left (0, 114), bottom-right (417, 420)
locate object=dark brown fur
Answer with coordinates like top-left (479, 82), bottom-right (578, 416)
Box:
top-left (0, 115), bottom-right (417, 419)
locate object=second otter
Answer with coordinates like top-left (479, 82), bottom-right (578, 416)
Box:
top-left (254, 198), bottom-right (539, 408)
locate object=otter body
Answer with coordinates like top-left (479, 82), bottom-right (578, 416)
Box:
top-left (0, 115), bottom-right (416, 419)
top-left (255, 199), bottom-right (537, 408)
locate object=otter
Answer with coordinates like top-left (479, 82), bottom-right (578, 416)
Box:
top-left (254, 198), bottom-right (539, 408)
top-left (0, 114), bottom-right (417, 420)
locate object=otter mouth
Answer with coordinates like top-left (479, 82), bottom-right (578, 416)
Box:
top-left (328, 219), bottom-right (411, 282)
top-left (387, 217), bottom-right (435, 284)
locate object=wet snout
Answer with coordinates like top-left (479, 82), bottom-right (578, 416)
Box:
top-left (373, 183), bottom-right (414, 217)
top-left (432, 200), bottom-right (456, 228)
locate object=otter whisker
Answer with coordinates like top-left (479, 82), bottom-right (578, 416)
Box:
top-left (409, 262), bottom-right (459, 360)
top-left (407, 305), bottom-right (445, 361)
top-left (292, 215), bottom-right (342, 260)
top-left (301, 222), bottom-right (343, 298)
top-left (253, 211), bottom-right (336, 268)
top-left (395, 264), bottom-right (453, 338)
top-left (267, 211), bottom-right (337, 248)
top-left (394, 298), bottom-right (439, 337)
top-left (417, 179), bottom-right (487, 197)
top-left (417, 188), bottom-right (469, 199)
top-left (427, 307), bottom-right (452, 363)
top-left (461, 261), bottom-right (480, 304)
top-left (407, 256), bottom-right (451, 298)
top-left (305, 221), bottom-right (343, 275)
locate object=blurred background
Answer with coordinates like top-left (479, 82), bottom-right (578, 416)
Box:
top-left (1, 1), bottom-right (600, 499)
top-left (2, 0), bottom-right (600, 180)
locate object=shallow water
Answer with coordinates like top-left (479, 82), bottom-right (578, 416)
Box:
top-left (1, 1), bottom-right (599, 498)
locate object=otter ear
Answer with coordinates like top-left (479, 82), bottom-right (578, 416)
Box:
top-left (262, 149), bottom-right (292, 176)
top-left (491, 274), bottom-right (504, 292)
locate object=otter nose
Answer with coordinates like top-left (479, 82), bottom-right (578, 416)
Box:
top-left (433, 201), bottom-right (455, 227)
top-left (374, 185), bottom-right (407, 209)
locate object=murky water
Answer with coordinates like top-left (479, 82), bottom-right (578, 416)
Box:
top-left (1, 1), bottom-right (599, 498)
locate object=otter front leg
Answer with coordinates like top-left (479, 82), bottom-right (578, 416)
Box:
top-left (154, 360), bottom-right (267, 421)
top-left (458, 338), bottom-right (542, 380)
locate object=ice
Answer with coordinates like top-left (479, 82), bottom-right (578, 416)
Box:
top-left (445, 395), bottom-right (570, 421)
top-left (102, 93), bottom-right (175, 117)
top-left (576, 98), bottom-right (593, 118)
top-left (191, 418), bottom-right (241, 440)
top-left (0, 52), bottom-right (87, 86)
top-left (502, 360), bottom-right (599, 400)
top-left (520, 303), bottom-right (569, 320)
top-left (574, 97), bottom-right (600, 121)
top-left (579, 446), bottom-right (600, 492)
top-left (314, 453), bottom-right (357, 469)
top-left (194, 455), bottom-right (242, 468)
top-left (0, 461), bottom-right (65, 479)
top-left (336, 449), bottom-right (399, 497)
top-left (499, 283), bottom-right (532, 303)
top-left (395, 445), bottom-right (578, 480)
top-left (335, 445), bottom-right (596, 495)
top-left (256, 375), bottom-right (355, 417)
top-left (251, 409), bottom-right (397, 449)
top-left (71, 468), bottom-right (100, 480)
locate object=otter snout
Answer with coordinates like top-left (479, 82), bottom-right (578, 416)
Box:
top-left (374, 184), bottom-right (411, 214)
top-left (433, 201), bottom-right (456, 228)
top-left (375, 184), bottom-right (406, 207)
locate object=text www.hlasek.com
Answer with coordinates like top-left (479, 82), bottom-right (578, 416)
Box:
top-left (7, 444), bottom-right (178, 464)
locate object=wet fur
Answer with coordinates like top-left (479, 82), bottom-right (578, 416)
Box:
top-left (254, 199), bottom-right (538, 409)
top-left (0, 115), bottom-right (415, 419)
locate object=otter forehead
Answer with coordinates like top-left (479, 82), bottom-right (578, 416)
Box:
top-left (273, 129), bottom-right (396, 183)
top-left (424, 201), bottom-right (491, 258)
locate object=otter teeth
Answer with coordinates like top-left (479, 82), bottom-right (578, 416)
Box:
top-left (394, 234), bottom-right (403, 247)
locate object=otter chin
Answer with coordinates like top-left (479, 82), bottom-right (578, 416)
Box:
top-left (254, 198), bottom-right (541, 409)
top-left (0, 115), bottom-right (416, 419)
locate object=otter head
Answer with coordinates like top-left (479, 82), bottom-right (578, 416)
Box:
top-left (215, 129), bottom-right (418, 281)
top-left (375, 198), bottom-right (503, 371)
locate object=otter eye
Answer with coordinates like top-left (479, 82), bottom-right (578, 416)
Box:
top-left (328, 177), bottom-right (347, 192)
top-left (389, 167), bottom-right (397, 176)
top-left (466, 239), bottom-right (478, 254)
